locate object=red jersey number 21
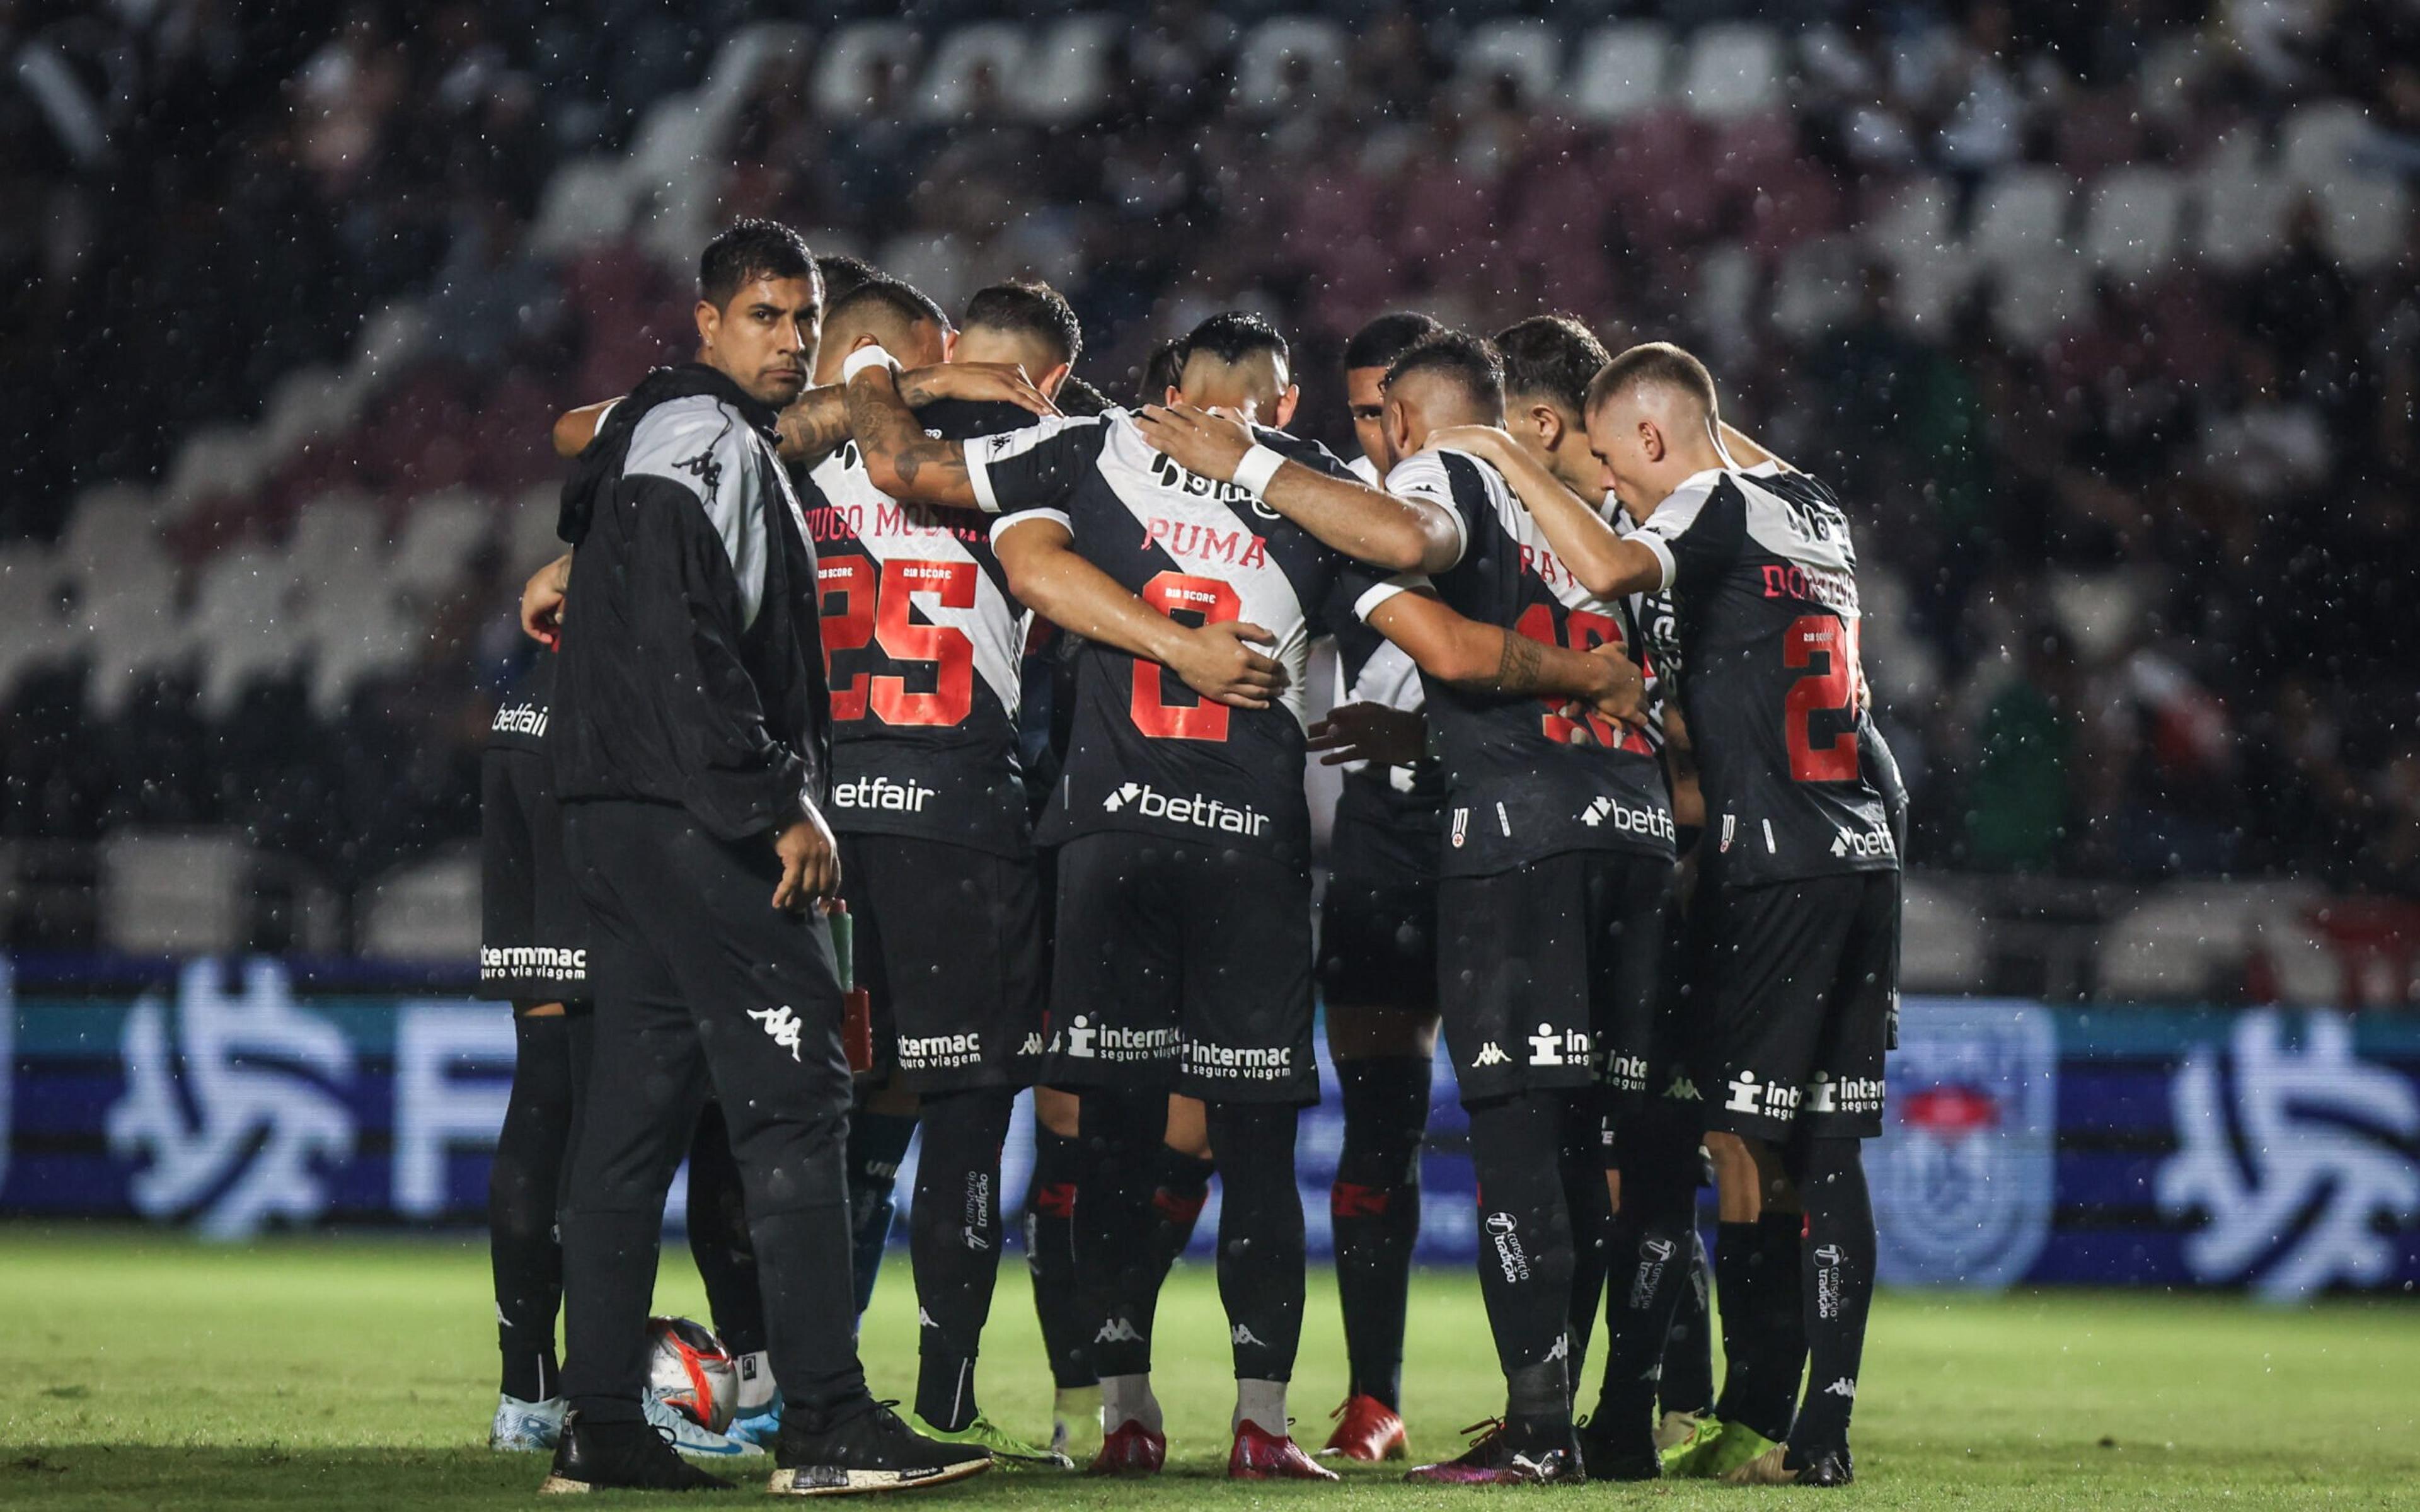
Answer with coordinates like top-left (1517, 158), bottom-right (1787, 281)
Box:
top-left (1783, 614), bottom-right (1860, 782)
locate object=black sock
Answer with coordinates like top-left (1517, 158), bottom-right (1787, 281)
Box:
top-left (1590, 1114), bottom-right (1702, 1457)
top-left (490, 1012), bottom-right (574, 1402)
top-left (1713, 1214), bottom-right (1804, 1442)
top-left (1786, 1139), bottom-right (1875, 1465)
top-left (1465, 1092), bottom-right (1580, 1438)
top-left (846, 1108), bottom-right (919, 1315)
top-left (909, 1088), bottom-right (1017, 1431)
top-left (1560, 1104), bottom-right (1612, 1400)
top-left (1331, 1056), bottom-right (1426, 1409)
top-left (1075, 1089), bottom-right (1167, 1380)
top-left (686, 1102), bottom-right (764, 1356)
top-left (1023, 1123), bottom-right (1095, 1390)
top-left (1205, 1102), bottom-right (1306, 1385)
top-left (1658, 1226), bottom-right (1716, 1418)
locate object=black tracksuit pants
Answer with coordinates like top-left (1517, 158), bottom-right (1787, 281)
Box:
top-left (556, 799), bottom-right (866, 1425)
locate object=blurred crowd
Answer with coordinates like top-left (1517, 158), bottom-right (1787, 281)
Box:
top-left (3, 0), bottom-right (2417, 910)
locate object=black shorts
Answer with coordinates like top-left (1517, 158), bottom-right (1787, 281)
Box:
top-left (478, 747), bottom-right (591, 1003)
top-left (1701, 870), bottom-right (1898, 1142)
top-left (836, 833), bottom-right (1046, 1094)
top-left (1436, 849), bottom-right (1673, 1106)
top-left (1043, 831), bottom-right (1318, 1105)
top-left (1316, 869), bottom-right (1439, 1012)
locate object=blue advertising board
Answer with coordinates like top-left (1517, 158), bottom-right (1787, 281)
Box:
top-left (4, 958), bottom-right (2416, 1299)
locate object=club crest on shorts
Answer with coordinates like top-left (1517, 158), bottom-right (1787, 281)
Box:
top-left (1871, 999), bottom-right (2056, 1290)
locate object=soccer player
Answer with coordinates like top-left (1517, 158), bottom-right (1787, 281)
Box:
top-left (1335, 333), bottom-right (1680, 1485)
top-left (537, 219), bottom-right (988, 1496)
top-left (1314, 309), bottom-right (1448, 1462)
top-left (1479, 341), bottom-right (1900, 1487)
top-left (841, 310), bottom-right (1463, 1481)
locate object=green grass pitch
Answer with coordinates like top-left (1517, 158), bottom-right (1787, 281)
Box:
top-left (0, 1227), bottom-right (2413, 1508)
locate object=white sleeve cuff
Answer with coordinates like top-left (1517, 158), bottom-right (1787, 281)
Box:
top-left (967, 449), bottom-right (1001, 514)
top-left (1232, 443), bottom-right (1288, 498)
top-left (990, 508), bottom-right (1071, 547)
top-left (841, 345), bottom-right (901, 384)
top-left (1638, 532), bottom-right (1678, 592)
top-left (1354, 573), bottom-right (1427, 621)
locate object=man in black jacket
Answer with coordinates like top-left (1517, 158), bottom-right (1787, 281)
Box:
top-left (539, 219), bottom-right (989, 1498)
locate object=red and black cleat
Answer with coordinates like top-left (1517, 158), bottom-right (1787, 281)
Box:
top-left (1403, 1419), bottom-right (1581, 1486)
top-left (1319, 1395), bottom-right (1409, 1463)
top-left (1085, 1420), bottom-right (1167, 1477)
top-left (1229, 1419), bottom-right (1339, 1481)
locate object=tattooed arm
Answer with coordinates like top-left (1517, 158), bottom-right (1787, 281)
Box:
top-left (843, 365), bottom-right (981, 509)
top-left (1366, 588), bottom-right (1644, 726)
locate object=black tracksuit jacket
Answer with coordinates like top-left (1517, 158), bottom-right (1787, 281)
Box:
top-left (550, 364), bottom-right (831, 841)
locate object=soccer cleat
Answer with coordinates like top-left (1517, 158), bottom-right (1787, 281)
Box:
top-left (1654, 1409), bottom-right (1708, 1454)
top-left (768, 1400), bottom-right (993, 1495)
top-left (491, 1394), bottom-right (567, 1452)
top-left (1574, 1414), bottom-right (1659, 1482)
top-left (539, 1409), bottom-right (737, 1494)
top-left (1403, 1419), bottom-right (1581, 1486)
top-left (914, 1412), bottom-right (1073, 1470)
top-left (727, 1400), bottom-right (783, 1449)
top-left (1721, 1442), bottom-right (1853, 1486)
top-left (645, 1392), bottom-right (765, 1457)
top-left (1229, 1419), bottom-right (1339, 1481)
top-left (1051, 1385), bottom-right (1102, 1463)
top-left (1318, 1395), bottom-right (1408, 1462)
top-left (1676, 1419), bottom-right (1779, 1480)
top-left (1085, 1419), bottom-right (1168, 1476)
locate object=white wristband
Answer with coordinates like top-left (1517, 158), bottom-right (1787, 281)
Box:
top-left (1233, 443), bottom-right (1288, 499)
top-left (841, 345), bottom-right (900, 384)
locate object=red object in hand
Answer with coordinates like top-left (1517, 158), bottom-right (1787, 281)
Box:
top-left (828, 900), bottom-right (874, 1074)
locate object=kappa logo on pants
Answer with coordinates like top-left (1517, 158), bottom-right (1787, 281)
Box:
top-left (1094, 1317), bottom-right (1143, 1344)
top-left (749, 1004), bottom-right (805, 1062)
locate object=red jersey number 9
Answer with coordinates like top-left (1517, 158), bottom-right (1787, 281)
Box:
top-left (1133, 570), bottom-right (1242, 741)
top-left (1782, 614), bottom-right (1860, 782)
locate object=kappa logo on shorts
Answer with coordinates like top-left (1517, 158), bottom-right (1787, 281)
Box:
top-left (1543, 1332), bottom-right (1569, 1363)
top-left (1231, 1324), bottom-right (1267, 1347)
top-left (1528, 1023), bottom-right (1589, 1067)
top-left (1823, 1377), bottom-right (1857, 1400)
top-left (1662, 1074), bottom-right (1702, 1102)
top-left (1018, 1032), bottom-right (1045, 1056)
top-left (1471, 1041), bottom-right (1511, 1068)
top-left (748, 1004), bottom-right (805, 1062)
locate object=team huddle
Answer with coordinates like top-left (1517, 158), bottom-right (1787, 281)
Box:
top-left (478, 218), bottom-right (1902, 1496)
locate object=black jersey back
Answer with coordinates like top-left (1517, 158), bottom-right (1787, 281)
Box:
top-left (1634, 461), bottom-right (1896, 885)
top-left (1378, 448), bottom-right (1676, 878)
top-left (973, 412), bottom-right (1376, 866)
top-left (804, 401), bottom-right (1035, 858)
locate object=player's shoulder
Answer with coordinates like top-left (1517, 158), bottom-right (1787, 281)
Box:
top-left (1641, 466), bottom-right (1738, 537)
top-left (970, 409), bottom-right (1111, 465)
top-left (1384, 446), bottom-right (1503, 510)
top-left (623, 394), bottom-right (755, 501)
top-left (1250, 425), bottom-right (1357, 480)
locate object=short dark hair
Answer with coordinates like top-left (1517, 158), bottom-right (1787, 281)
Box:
top-left (1139, 335), bottom-right (1189, 403)
top-left (1494, 314), bottom-right (1610, 415)
top-left (699, 219), bottom-right (815, 309)
top-left (1384, 331), bottom-right (1505, 413)
top-left (1181, 310), bottom-right (1289, 369)
top-left (1584, 341), bottom-right (1719, 419)
top-left (814, 252), bottom-right (884, 304)
top-left (828, 277), bottom-right (949, 336)
top-left (963, 280), bottom-right (1083, 367)
top-left (1344, 311), bottom-right (1443, 372)
top-left (1056, 374), bottom-right (1112, 416)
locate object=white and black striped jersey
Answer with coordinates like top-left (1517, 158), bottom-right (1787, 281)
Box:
top-left (1363, 448), bottom-right (1676, 879)
top-left (1634, 461), bottom-right (1898, 885)
top-left (975, 411), bottom-right (1386, 867)
top-left (804, 400), bottom-right (1039, 859)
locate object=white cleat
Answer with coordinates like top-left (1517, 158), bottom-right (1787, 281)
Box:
top-left (490, 1394), bottom-right (567, 1452)
top-left (644, 1392), bottom-right (765, 1458)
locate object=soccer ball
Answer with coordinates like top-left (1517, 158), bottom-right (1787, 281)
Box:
top-left (644, 1315), bottom-right (739, 1434)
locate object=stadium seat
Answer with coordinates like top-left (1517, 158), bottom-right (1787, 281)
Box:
top-left (192, 546), bottom-right (309, 716)
top-left (1233, 17), bottom-right (1350, 112)
top-left (1967, 167), bottom-right (2073, 272)
top-left (78, 553), bottom-right (190, 718)
top-left (98, 828), bottom-right (253, 955)
top-left (2280, 99), bottom-right (2374, 188)
top-left (2098, 881), bottom-right (2332, 1004)
top-left (2136, 29), bottom-right (2213, 122)
top-left (505, 482), bottom-right (568, 581)
top-left (1569, 23), bottom-right (1671, 123)
top-left (2317, 175), bottom-right (2411, 272)
top-left (1013, 13), bottom-right (1122, 123)
top-left (530, 154), bottom-right (642, 259)
top-left (2085, 165), bottom-right (2186, 281)
top-left (1458, 19), bottom-right (1560, 106)
top-left (2194, 163), bottom-right (2294, 272)
top-left (1901, 875), bottom-right (1987, 992)
top-left (918, 22), bottom-right (1028, 122)
top-left (388, 490), bottom-right (496, 602)
top-left (357, 845), bottom-right (483, 962)
top-left (811, 20), bottom-right (923, 120)
top-left (1862, 173), bottom-right (1956, 270)
top-left (1680, 23), bottom-right (1785, 121)
top-left (1771, 235), bottom-right (1864, 341)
